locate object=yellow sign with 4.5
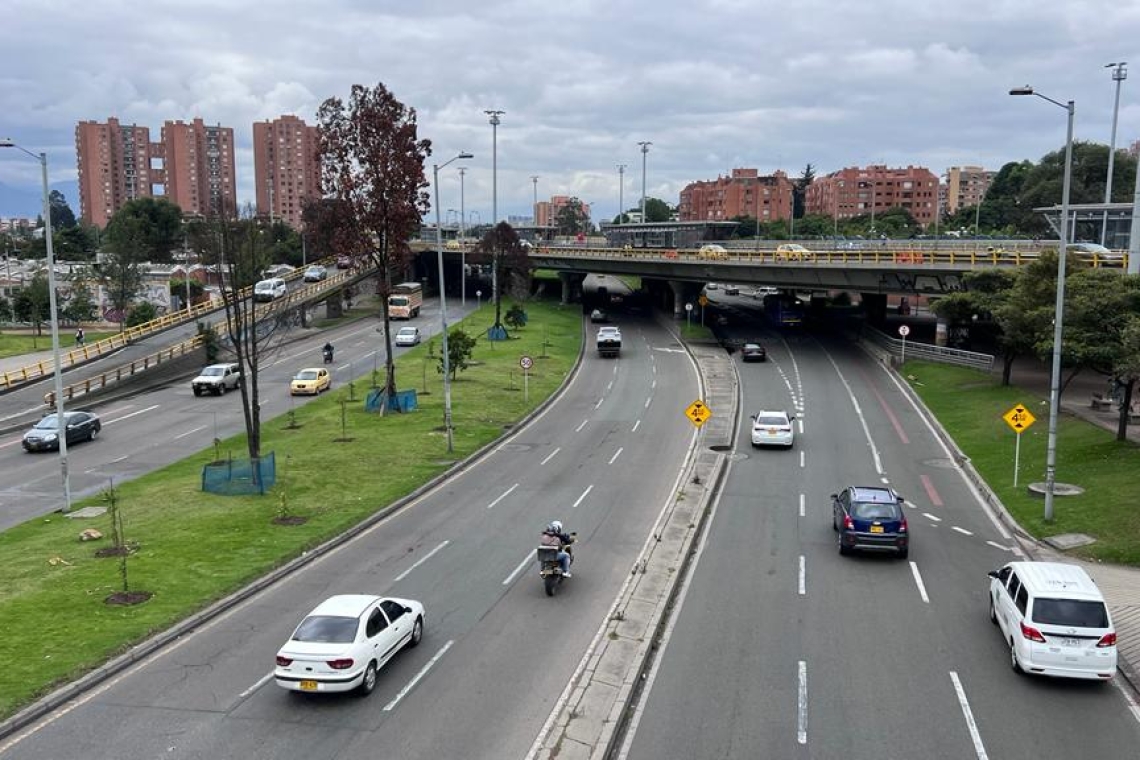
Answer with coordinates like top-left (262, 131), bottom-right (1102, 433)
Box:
top-left (1003, 404), bottom-right (1036, 433)
top-left (685, 399), bottom-right (713, 428)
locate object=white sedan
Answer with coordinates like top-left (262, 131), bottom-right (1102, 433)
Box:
top-left (275, 594), bottom-right (425, 696)
top-left (750, 410), bottom-right (796, 448)
top-left (395, 326), bottom-right (421, 346)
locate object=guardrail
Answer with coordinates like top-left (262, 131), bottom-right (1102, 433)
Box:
top-left (863, 325), bottom-right (995, 372)
top-left (43, 336), bottom-right (205, 406)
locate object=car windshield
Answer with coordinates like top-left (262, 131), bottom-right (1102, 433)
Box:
top-left (202, 367), bottom-right (223, 376)
top-left (851, 502), bottom-right (901, 520)
top-left (295, 370), bottom-right (318, 380)
top-left (1031, 598), bottom-right (1110, 628)
top-left (755, 415), bottom-right (787, 427)
top-left (33, 415), bottom-right (62, 430)
top-left (390, 297), bottom-right (409, 306)
top-left (292, 615), bottom-right (358, 643)
top-left (744, 344), bottom-right (761, 351)
top-left (398, 329), bottom-right (416, 337)
top-left (306, 267), bottom-right (322, 273)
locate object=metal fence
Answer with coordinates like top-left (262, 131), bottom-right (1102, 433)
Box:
top-left (863, 326), bottom-right (995, 372)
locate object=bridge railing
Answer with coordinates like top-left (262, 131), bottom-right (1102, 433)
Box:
top-left (863, 326), bottom-right (995, 372)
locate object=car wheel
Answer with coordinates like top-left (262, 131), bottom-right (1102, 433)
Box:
top-left (214, 387), bottom-right (223, 396)
top-left (89, 427), bottom-right (99, 441)
top-left (989, 596), bottom-right (998, 625)
top-left (838, 535), bottom-right (850, 556)
top-left (358, 661), bottom-right (378, 696)
top-left (408, 616), bottom-right (423, 648)
top-left (1010, 640), bottom-right (1023, 674)
top-left (898, 548), bottom-right (908, 560)
top-left (832, 513), bottom-right (838, 532)
top-left (193, 388), bottom-right (202, 397)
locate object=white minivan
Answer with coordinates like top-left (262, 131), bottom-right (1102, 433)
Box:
top-left (254, 278), bottom-right (287, 302)
top-left (988, 561), bottom-right (1117, 681)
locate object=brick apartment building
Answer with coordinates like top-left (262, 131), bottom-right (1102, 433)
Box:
top-left (944, 165), bottom-right (995, 214)
top-left (535, 196), bottom-right (592, 229)
top-left (75, 117), bottom-right (237, 227)
top-left (253, 115), bottom-right (321, 229)
top-left (678, 168), bottom-right (793, 223)
top-left (804, 165), bottom-right (939, 228)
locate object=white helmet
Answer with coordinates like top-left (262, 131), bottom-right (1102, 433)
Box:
top-left (549, 520), bottom-right (563, 534)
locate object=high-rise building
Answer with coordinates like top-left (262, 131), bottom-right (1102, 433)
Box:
top-left (75, 118), bottom-right (159, 228)
top-left (161, 119), bottom-right (237, 218)
top-left (252, 115), bottom-right (322, 229)
top-left (945, 166), bottom-right (994, 214)
top-left (678, 169), bottom-right (793, 223)
top-left (535, 196), bottom-right (591, 229)
top-left (805, 165), bottom-right (939, 228)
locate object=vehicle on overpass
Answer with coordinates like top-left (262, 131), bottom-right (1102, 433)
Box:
top-left (388, 282), bottom-right (423, 319)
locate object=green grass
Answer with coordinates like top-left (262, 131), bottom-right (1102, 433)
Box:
top-left (0, 299), bottom-right (582, 719)
top-left (678, 321), bottom-right (717, 342)
top-left (903, 361), bottom-right (1140, 565)
top-left (0, 331), bottom-right (117, 358)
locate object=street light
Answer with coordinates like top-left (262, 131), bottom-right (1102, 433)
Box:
top-left (638, 141), bottom-right (652, 226)
top-left (433, 151), bottom-right (474, 454)
top-left (458, 166), bottom-right (468, 307)
top-left (617, 164), bottom-right (626, 227)
top-left (1102, 62), bottom-right (1127, 246)
top-left (485, 110), bottom-right (504, 306)
top-left (1, 138), bottom-right (71, 511)
top-left (1009, 85), bottom-right (1076, 523)
top-left (531, 175), bottom-right (540, 229)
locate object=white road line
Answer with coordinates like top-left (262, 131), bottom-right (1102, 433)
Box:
top-left (540, 447), bottom-right (561, 466)
top-left (608, 448), bottom-right (623, 465)
top-left (392, 540), bottom-right (450, 583)
top-left (799, 493), bottom-right (805, 517)
top-left (576, 419), bottom-right (588, 432)
top-left (103, 404), bottom-right (160, 424)
top-left (238, 671), bottom-right (274, 699)
top-left (799, 450), bottom-right (805, 468)
top-left (986, 540), bottom-right (1014, 552)
top-left (952, 526), bottom-right (973, 536)
top-left (607, 381), bottom-right (613, 391)
top-left (383, 639), bottom-right (454, 712)
top-left (798, 418), bottom-right (804, 435)
top-left (651, 379), bottom-right (657, 389)
top-left (631, 419), bottom-right (641, 433)
top-left (486, 483), bottom-right (520, 509)
top-left (909, 562), bottom-right (930, 604)
top-left (652, 364), bottom-right (657, 373)
top-left (797, 661), bottom-right (808, 745)
top-left (613, 364), bottom-right (618, 375)
top-left (594, 397), bottom-right (604, 410)
top-left (174, 425), bottom-right (207, 441)
top-left (644, 396), bottom-right (651, 409)
top-left (949, 671), bottom-right (990, 759)
top-left (820, 348), bottom-right (884, 475)
top-left (503, 552), bottom-right (533, 585)
top-left (1112, 678), bottom-right (1140, 725)
top-left (572, 484), bottom-right (594, 508)
top-left (798, 556), bottom-right (806, 596)
top-left (0, 438), bottom-right (22, 449)
top-left (923, 512), bottom-right (943, 522)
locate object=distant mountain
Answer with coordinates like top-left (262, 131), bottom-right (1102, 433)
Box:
top-left (0, 180), bottom-right (81, 219)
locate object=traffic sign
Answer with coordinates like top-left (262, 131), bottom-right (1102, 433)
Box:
top-left (698, 295), bottom-right (709, 307)
top-left (685, 399), bottom-right (713, 428)
top-left (1003, 404), bottom-right (1036, 433)
top-left (685, 302), bottom-right (693, 312)
top-left (898, 325), bottom-right (910, 337)
top-left (519, 355), bottom-right (534, 370)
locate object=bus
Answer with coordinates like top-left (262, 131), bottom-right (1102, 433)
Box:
top-left (388, 282), bottom-right (423, 319)
top-left (763, 294), bottom-right (804, 327)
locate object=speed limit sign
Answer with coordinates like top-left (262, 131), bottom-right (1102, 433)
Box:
top-left (898, 325), bottom-right (911, 337)
top-left (520, 355), bottom-right (534, 370)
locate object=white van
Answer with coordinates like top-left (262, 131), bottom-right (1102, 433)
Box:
top-left (254, 278), bottom-right (287, 302)
top-left (988, 561), bottom-right (1116, 681)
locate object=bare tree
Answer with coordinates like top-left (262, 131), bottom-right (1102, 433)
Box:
top-left (317, 82), bottom-right (431, 398)
top-left (473, 222), bottom-right (531, 334)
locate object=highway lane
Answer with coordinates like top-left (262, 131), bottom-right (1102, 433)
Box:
top-left (0, 298), bottom-right (451, 531)
top-left (621, 312), bottom-right (1140, 759)
top-left (1, 314), bottom-right (701, 760)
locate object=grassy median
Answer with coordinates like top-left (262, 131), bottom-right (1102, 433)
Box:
top-left (0, 299), bottom-right (582, 720)
top-left (903, 361), bottom-right (1140, 566)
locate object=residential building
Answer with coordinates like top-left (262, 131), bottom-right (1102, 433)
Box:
top-left (678, 168), bottom-right (793, 223)
top-left (805, 165), bottom-right (940, 228)
top-left (535, 196), bottom-right (591, 229)
top-left (75, 118), bottom-right (158, 228)
top-left (1128, 139), bottom-right (1140, 159)
top-left (161, 119), bottom-right (237, 218)
top-left (945, 165), bottom-right (994, 214)
top-left (253, 115), bottom-right (321, 229)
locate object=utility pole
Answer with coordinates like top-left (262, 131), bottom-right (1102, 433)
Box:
top-left (638, 141), bottom-right (652, 247)
top-left (531, 175), bottom-right (540, 232)
top-left (1103, 62), bottom-right (1128, 246)
top-left (458, 166), bottom-right (467, 306)
top-left (617, 164), bottom-right (626, 225)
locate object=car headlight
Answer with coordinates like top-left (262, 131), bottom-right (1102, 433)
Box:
top-left (44, 433), bottom-right (58, 442)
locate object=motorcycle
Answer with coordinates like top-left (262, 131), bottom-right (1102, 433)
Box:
top-left (537, 533), bottom-right (576, 597)
top-left (322, 347), bottom-right (334, 364)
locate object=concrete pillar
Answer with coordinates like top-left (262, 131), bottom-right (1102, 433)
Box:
top-left (669, 280), bottom-right (693, 320)
top-left (558, 272), bottom-right (585, 305)
top-left (860, 292), bottom-right (887, 326)
top-left (935, 317), bottom-right (949, 347)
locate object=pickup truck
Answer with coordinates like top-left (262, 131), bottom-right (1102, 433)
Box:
top-left (596, 326), bottom-right (622, 358)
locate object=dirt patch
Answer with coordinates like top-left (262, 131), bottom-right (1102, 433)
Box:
top-left (105, 591), bottom-right (153, 606)
top-left (272, 516), bottom-right (309, 526)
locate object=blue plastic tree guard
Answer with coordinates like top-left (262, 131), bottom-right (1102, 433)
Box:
top-left (202, 452), bottom-right (276, 495)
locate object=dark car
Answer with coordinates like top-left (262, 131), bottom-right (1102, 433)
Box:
top-left (23, 411), bottom-right (102, 452)
top-left (832, 486), bottom-right (908, 559)
top-left (336, 255), bottom-right (353, 269)
top-left (741, 343), bottom-right (767, 362)
top-left (590, 309), bottom-right (608, 323)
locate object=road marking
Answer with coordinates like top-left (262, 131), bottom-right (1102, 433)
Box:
top-left (797, 660), bottom-right (808, 745)
top-left (383, 639), bottom-right (454, 712)
top-left (652, 364), bottom-right (657, 373)
top-left (0, 438), bottom-right (23, 449)
top-left (1112, 678), bottom-right (1140, 725)
top-left (109, 455), bottom-right (129, 464)
top-left (952, 526), bottom-right (973, 536)
top-left (798, 418), bottom-right (804, 435)
top-left (820, 349), bottom-right (884, 475)
top-left (923, 512), bottom-right (943, 522)
top-left (631, 419), bottom-right (641, 433)
top-left (238, 671), bottom-right (274, 700)
top-left (608, 448), bottom-right (623, 465)
top-left (103, 404), bottom-right (160, 425)
top-left (799, 450), bottom-right (805, 468)
top-left (644, 396), bottom-right (651, 409)
top-left (651, 379), bottom-right (657, 389)
top-left (540, 447), bottom-right (561, 466)
top-left (503, 552), bottom-right (534, 585)
top-left (799, 493), bottom-right (805, 517)
top-left (949, 671), bottom-right (990, 759)
top-left (576, 419), bottom-right (588, 432)
top-left (858, 364), bottom-right (910, 444)
top-left (572, 484), bottom-right (594, 508)
top-left (920, 474), bottom-right (944, 507)
top-left (986, 540), bottom-right (1015, 552)
top-left (594, 397), bottom-right (604, 410)
top-left (798, 556), bottom-right (806, 596)
top-left (613, 364), bottom-right (619, 375)
top-left (607, 381), bottom-right (613, 391)
top-left (392, 540), bottom-right (450, 582)
top-left (909, 562), bottom-right (930, 603)
top-left (487, 483), bottom-right (519, 509)
top-left (173, 425), bottom-right (207, 441)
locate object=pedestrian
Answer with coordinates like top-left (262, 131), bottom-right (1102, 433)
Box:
top-left (75, 328), bottom-right (84, 346)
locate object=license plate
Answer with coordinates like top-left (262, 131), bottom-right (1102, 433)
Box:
top-left (1059, 638), bottom-right (1081, 647)
top-left (300, 680), bottom-right (318, 691)
top-left (869, 525), bottom-right (885, 534)
top-left (767, 428), bottom-right (777, 434)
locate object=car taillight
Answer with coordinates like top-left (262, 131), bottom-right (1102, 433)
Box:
top-left (843, 515), bottom-right (854, 531)
top-left (327, 658), bottom-right (354, 670)
top-left (1020, 621), bottom-right (1046, 643)
top-left (1097, 632), bottom-right (1117, 648)
top-left (898, 517), bottom-right (908, 533)
top-left (275, 656), bottom-right (292, 666)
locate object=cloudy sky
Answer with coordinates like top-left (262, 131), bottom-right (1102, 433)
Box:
top-left (2, 0), bottom-right (1140, 224)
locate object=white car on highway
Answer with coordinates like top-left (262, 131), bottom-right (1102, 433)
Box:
top-left (750, 410), bottom-right (796, 448)
top-left (395, 326), bottom-right (421, 346)
top-left (275, 594), bottom-right (425, 696)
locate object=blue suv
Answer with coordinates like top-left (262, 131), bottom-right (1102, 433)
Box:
top-left (832, 486), bottom-right (909, 559)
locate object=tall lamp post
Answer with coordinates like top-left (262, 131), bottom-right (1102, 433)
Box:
top-left (1, 138), bottom-right (70, 511)
top-left (531, 175), bottom-right (540, 229)
top-left (433, 151), bottom-right (475, 453)
top-left (458, 166), bottom-right (468, 306)
top-left (1010, 85), bottom-right (1075, 522)
top-left (638, 141), bottom-right (652, 224)
top-left (617, 164), bottom-right (626, 226)
top-left (485, 110), bottom-right (504, 307)
top-left (1102, 62), bottom-right (1127, 246)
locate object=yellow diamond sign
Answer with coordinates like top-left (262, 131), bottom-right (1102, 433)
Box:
top-left (1003, 404), bottom-right (1036, 433)
top-left (685, 399), bottom-right (713, 428)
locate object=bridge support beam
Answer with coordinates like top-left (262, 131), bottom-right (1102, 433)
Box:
top-left (860, 292), bottom-right (887, 327)
top-left (935, 317), bottom-right (949, 347)
top-left (558, 272), bottom-right (586, 305)
top-left (669, 280), bottom-right (701, 319)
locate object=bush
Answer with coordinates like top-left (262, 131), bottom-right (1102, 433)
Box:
top-left (125, 301), bottom-right (158, 328)
top-left (505, 303), bottom-right (528, 329)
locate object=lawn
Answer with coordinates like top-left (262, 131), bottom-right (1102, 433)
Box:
top-left (903, 361), bottom-right (1140, 566)
top-left (0, 330), bottom-right (118, 358)
top-left (0, 298), bottom-right (583, 719)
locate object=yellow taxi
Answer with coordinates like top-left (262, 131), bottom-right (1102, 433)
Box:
top-left (290, 367), bottom-right (331, 395)
top-left (698, 244), bottom-right (729, 260)
top-left (774, 243), bottom-right (815, 261)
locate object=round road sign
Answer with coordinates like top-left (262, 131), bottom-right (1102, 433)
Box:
top-left (520, 355), bottom-right (534, 370)
top-left (898, 325), bottom-right (911, 337)
top-left (685, 302), bottom-right (694, 312)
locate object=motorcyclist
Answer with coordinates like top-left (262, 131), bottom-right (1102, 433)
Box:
top-left (540, 520), bottom-right (573, 578)
top-left (323, 342), bottom-right (334, 363)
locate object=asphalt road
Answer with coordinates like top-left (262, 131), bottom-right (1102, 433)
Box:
top-left (619, 295), bottom-right (1140, 759)
top-left (0, 313), bottom-right (700, 760)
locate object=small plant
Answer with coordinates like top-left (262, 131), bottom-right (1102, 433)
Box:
top-left (505, 303), bottom-right (527, 329)
top-left (98, 480), bottom-right (151, 606)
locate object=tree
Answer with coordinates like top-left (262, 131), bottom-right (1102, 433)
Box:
top-left (472, 222), bottom-right (530, 332)
top-left (49, 190), bottom-right (77, 230)
top-left (55, 224), bottom-right (98, 259)
top-left (125, 301), bottom-right (158, 327)
top-left (64, 270), bottom-right (99, 324)
top-left (98, 215), bottom-right (147, 330)
top-left (437, 328), bottom-right (476, 380)
top-left (263, 221), bottom-right (303, 266)
top-left (317, 81), bottom-right (431, 400)
top-left (13, 271), bottom-right (50, 335)
top-left (300, 197), bottom-right (354, 261)
top-left (103, 198), bottom-right (184, 262)
top-left (793, 164), bottom-right (815, 219)
top-left (643, 197), bottom-right (672, 222)
top-left (555, 198), bottom-right (588, 235)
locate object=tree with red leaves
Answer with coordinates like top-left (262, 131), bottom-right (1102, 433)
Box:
top-left (473, 221), bottom-right (531, 337)
top-left (316, 82), bottom-right (431, 398)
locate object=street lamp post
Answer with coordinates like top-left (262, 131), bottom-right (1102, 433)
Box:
top-left (531, 175), bottom-right (540, 229)
top-left (638, 141), bottom-right (652, 226)
top-left (1102, 62), bottom-right (1128, 246)
top-left (458, 166), bottom-right (468, 307)
top-left (1010, 85), bottom-right (1076, 523)
top-left (617, 164), bottom-right (626, 227)
top-left (433, 151), bottom-right (475, 454)
top-left (1, 138), bottom-right (71, 511)
top-left (485, 110), bottom-right (504, 307)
